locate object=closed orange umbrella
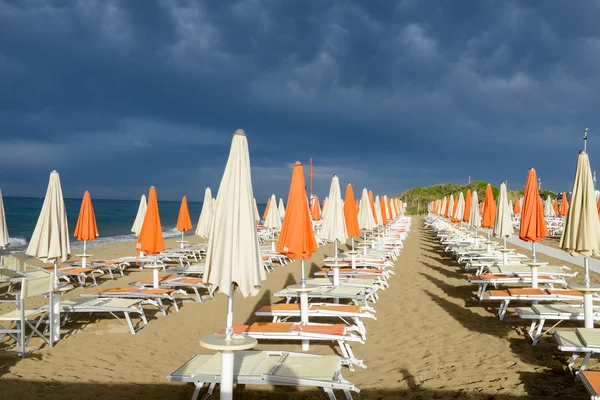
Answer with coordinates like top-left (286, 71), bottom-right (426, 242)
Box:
top-left (514, 197), bottom-right (521, 214)
top-left (560, 192), bottom-right (569, 216)
top-left (277, 162), bottom-right (317, 283)
top-left (344, 184), bottom-right (360, 240)
top-left (463, 190), bottom-right (472, 223)
top-left (136, 186), bottom-right (165, 256)
top-left (553, 198), bottom-right (559, 215)
top-left (176, 196), bottom-right (193, 248)
top-left (379, 196), bottom-right (388, 225)
top-left (368, 191), bottom-right (378, 224)
top-left (481, 184), bottom-right (495, 234)
top-left (74, 191), bottom-right (98, 267)
top-left (311, 195), bottom-right (321, 221)
top-left (597, 196), bottom-right (600, 217)
top-left (263, 196), bottom-right (271, 220)
top-left (519, 169), bottom-right (549, 276)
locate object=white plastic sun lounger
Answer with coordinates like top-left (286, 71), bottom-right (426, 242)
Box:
top-left (485, 288), bottom-right (584, 319)
top-left (220, 322), bottom-right (366, 371)
top-left (45, 298), bottom-right (148, 334)
top-left (82, 287), bottom-right (179, 315)
top-left (255, 303), bottom-right (376, 339)
top-left (554, 329), bottom-right (600, 374)
top-left (133, 275), bottom-right (213, 302)
top-left (273, 285), bottom-right (376, 308)
top-left (516, 304), bottom-right (600, 345)
top-left (167, 350), bottom-right (359, 400)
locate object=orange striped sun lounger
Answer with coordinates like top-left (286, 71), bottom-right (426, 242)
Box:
top-left (82, 287), bottom-right (179, 315)
top-left (44, 265), bottom-right (100, 286)
top-left (217, 322), bottom-right (365, 371)
top-left (468, 273), bottom-right (567, 300)
top-left (133, 275), bottom-right (212, 302)
top-left (486, 288), bottom-right (585, 320)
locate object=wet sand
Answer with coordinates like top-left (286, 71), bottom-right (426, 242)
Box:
top-left (0, 218), bottom-right (594, 399)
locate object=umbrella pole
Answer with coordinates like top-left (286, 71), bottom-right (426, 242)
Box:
top-left (301, 259), bottom-right (306, 285)
top-left (334, 240), bottom-right (338, 260)
top-left (583, 256), bottom-right (594, 329)
top-left (351, 237), bottom-right (355, 251)
top-left (180, 231), bottom-right (185, 249)
top-left (220, 283), bottom-right (236, 400)
top-left (584, 256), bottom-right (591, 287)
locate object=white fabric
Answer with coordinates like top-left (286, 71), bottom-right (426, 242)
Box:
top-left (278, 198), bottom-right (285, 218)
top-left (0, 189), bottom-right (9, 249)
top-left (454, 192), bottom-right (465, 221)
top-left (203, 130), bottom-right (265, 298)
top-left (321, 196), bottom-right (329, 219)
top-left (253, 198), bottom-right (260, 222)
top-left (264, 194), bottom-right (281, 229)
top-left (358, 188), bottom-right (376, 231)
top-left (131, 195), bottom-right (147, 236)
top-left (560, 151), bottom-right (600, 257)
top-left (448, 195), bottom-right (454, 217)
top-left (26, 170), bottom-right (70, 263)
top-left (374, 196), bottom-right (383, 226)
top-left (195, 187), bottom-right (214, 238)
top-left (493, 183), bottom-right (514, 238)
top-left (319, 175), bottom-right (348, 243)
top-left (470, 190), bottom-right (481, 228)
top-left (544, 195), bottom-right (555, 217)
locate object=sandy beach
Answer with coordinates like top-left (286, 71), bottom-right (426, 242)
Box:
top-left (0, 217), bottom-right (596, 399)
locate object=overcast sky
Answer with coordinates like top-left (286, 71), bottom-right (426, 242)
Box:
top-left (1, 0), bottom-right (599, 202)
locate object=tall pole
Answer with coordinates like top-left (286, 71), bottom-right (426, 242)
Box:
top-left (584, 128), bottom-right (589, 152)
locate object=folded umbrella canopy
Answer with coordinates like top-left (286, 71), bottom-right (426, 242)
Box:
top-left (310, 195), bottom-right (321, 221)
top-left (278, 198), bottom-right (286, 219)
top-left (195, 187), bottom-right (214, 238)
top-left (74, 191), bottom-right (98, 266)
top-left (553, 198), bottom-right (559, 216)
top-left (201, 129), bottom-right (265, 400)
top-left (262, 196), bottom-right (272, 220)
top-left (374, 195), bottom-right (384, 226)
top-left (452, 192), bottom-right (464, 223)
top-left (544, 195), bottom-right (555, 217)
top-left (320, 175), bottom-right (348, 258)
top-left (469, 190), bottom-right (481, 229)
top-left (344, 183), bottom-right (360, 249)
top-left (263, 194), bottom-right (281, 230)
top-left (0, 189), bottom-right (9, 249)
top-left (26, 170), bottom-right (71, 285)
top-left (358, 187), bottom-right (376, 232)
top-left (253, 198), bottom-right (260, 223)
top-left (379, 195), bottom-right (388, 226)
top-left (446, 195), bottom-right (454, 219)
top-left (559, 150), bottom-right (600, 328)
top-left (368, 191), bottom-right (378, 224)
top-left (519, 168), bottom-right (549, 254)
top-left (176, 196), bottom-right (193, 248)
top-left (493, 183), bottom-right (514, 249)
top-left (514, 197), bottom-right (521, 214)
top-left (277, 162), bottom-right (318, 283)
top-left (131, 194), bottom-right (147, 236)
top-left (560, 192), bottom-right (569, 216)
top-left (136, 187), bottom-right (165, 257)
top-left (463, 190), bottom-right (472, 224)
top-left (481, 184), bottom-right (495, 237)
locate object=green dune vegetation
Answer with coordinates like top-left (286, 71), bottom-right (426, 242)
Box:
top-left (398, 180), bottom-right (557, 215)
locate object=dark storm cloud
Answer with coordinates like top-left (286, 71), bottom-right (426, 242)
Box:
top-left (1, 0), bottom-right (599, 201)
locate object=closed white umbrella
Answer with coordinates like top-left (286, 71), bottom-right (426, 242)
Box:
top-left (453, 192), bottom-right (465, 222)
top-left (263, 194), bottom-right (281, 230)
top-left (131, 194), bottom-right (147, 236)
top-left (493, 183), bottom-right (514, 253)
top-left (200, 130), bottom-right (265, 400)
top-left (195, 187), bottom-right (214, 238)
top-left (374, 195), bottom-right (383, 226)
top-left (448, 195), bottom-right (454, 219)
top-left (544, 195), bottom-right (555, 217)
top-left (321, 196), bottom-right (329, 219)
top-left (0, 189), bottom-right (9, 249)
top-left (320, 175), bottom-right (347, 260)
top-left (278, 198), bottom-right (285, 218)
top-left (358, 187), bottom-right (376, 232)
top-left (470, 190), bottom-right (481, 229)
top-left (509, 200), bottom-right (514, 214)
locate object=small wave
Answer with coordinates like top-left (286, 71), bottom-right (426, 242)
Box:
top-left (6, 237), bottom-right (27, 250)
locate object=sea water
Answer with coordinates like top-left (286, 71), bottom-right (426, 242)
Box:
top-left (2, 197), bottom-right (267, 252)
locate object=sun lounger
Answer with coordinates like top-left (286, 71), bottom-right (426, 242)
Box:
top-left (255, 303), bottom-right (375, 339)
top-left (468, 274), bottom-right (567, 300)
top-left (133, 275), bottom-right (213, 302)
top-left (44, 298), bottom-right (147, 334)
top-left (82, 287), bottom-right (179, 315)
top-left (167, 350), bottom-right (359, 400)
top-left (485, 288), bottom-right (584, 319)
top-left (554, 329), bottom-right (600, 374)
top-left (42, 265), bottom-right (101, 287)
top-left (579, 371), bottom-right (600, 400)
top-left (219, 322), bottom-right (365, 371)
top-left (273, 285), bottom-right (376, 308)
top-left (314, 268), bottom-right (389, 288)
top-left (516, 304), bottom-right (600, 345)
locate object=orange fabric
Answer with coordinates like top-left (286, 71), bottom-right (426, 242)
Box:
top-left (481, 184), bottom-right (495, 229)
top-left (553, 198), bottom-right (559, 215)
top-left (379, 196), bottom-right (388, 225)
top-left (519, 169), bottom-right (549, 242)
top-left (597, 196), bottom-right (600, 217)
top-left (355, 199), bottom-right (359, 213)
top-left (451, 195), bottom-right (459, 223)
top-left (74, 191), bottom-right (98, 241)
top-left (136, 187), bottom-right (165, 255)
top-left (310, 195), bottom-right (321, 221)
top-left (263, 197), bottom-right (271, 220)
top-left (560, 192), bottom-right (569, 216)
top-left (343, 184), bottom-right (360, 237)
top-left (368, 191), bottom-right (378, 224)
top-left (513, 197), bottom-right (521, 214)
top-left (277, 162), bottom-right (318, 260)
top-left (322, 198), bottom-right (327, 212)
top-left (479, 202), bottom-right (483, 214)
top-left (507, 288), bottom-right (546, 296)
top-left (176, 196), bottom-right (193, 232)
top-left (463, 190), bottom-right (472, 223)
top-left (581, 371), bottom-right (600, 396)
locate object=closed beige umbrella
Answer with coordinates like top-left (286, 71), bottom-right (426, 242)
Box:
top-left (195, 187), bottom-right (213, 238)
top-left (560, 150), bottom-right (600, 328)
top-left (131, 194), bottom-right (147, 236)
top-left (493, 182), bottom-right (514, 251)
top-left (263, 194), bottom-right (281, 230)
top-left (252, 198), bottom-right (260, 222)
top-left (448, 194), bottom-right (454, 219)
top-left (453, 192), bottom-right (465, 222)
top-left (544, 195), bottom-right (555, 217)
top-left (358, 187), bottom-right (376, 232)
top-left (470, 190), bottom-right (481, 229)
top-left (374, 195), bottom-right (383, 226)
top-left (0, 189), bottom-right (9, 249)
top-left (278, 198), bottom-right (285, 218)
top-left (200, 130), bottom-right (265, 400)
top-left (320, 175), bottom-right (347, 259)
